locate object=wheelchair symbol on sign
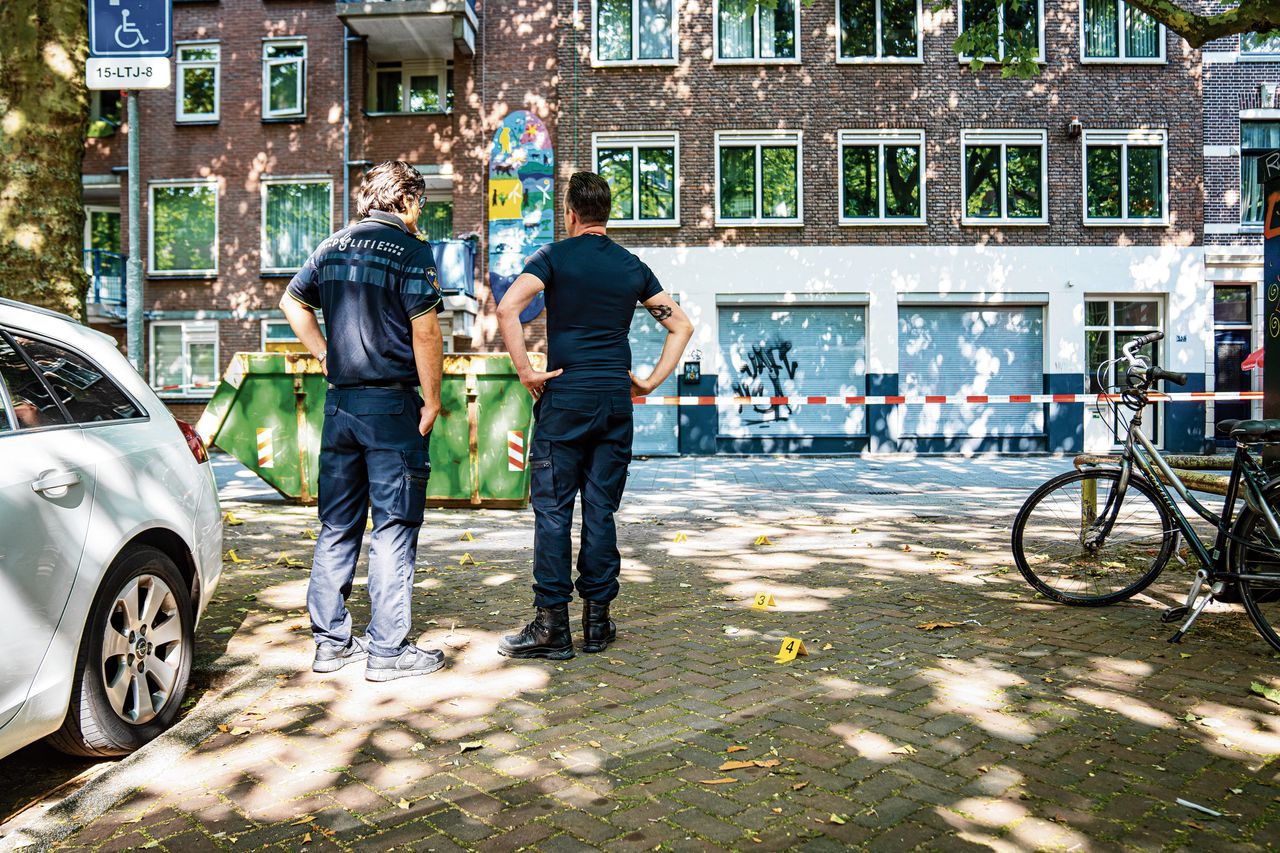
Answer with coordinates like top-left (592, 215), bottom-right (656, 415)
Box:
top-left (113, 9), bottom-right (149, 50)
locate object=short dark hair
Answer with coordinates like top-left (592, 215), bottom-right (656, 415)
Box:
top-left (567, 172), bottom-right (611, 225)
top-left (355, 160), bottom-right (425, 219)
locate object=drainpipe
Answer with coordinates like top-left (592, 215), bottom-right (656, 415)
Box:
top-left (341, 22), bottom-right (362, 225)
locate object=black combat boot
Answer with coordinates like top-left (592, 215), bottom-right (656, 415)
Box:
top-left (497, 604), bottom-right (575, 660)
top-left (582, 600), bottom-right (616, 653)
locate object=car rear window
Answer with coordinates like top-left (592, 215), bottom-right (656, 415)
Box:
top-left (0, 335), bottom-right (68, 428)
top-left (11, 335), bottom-right (143, 424)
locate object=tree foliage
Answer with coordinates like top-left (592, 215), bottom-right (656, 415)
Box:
top-left (0, 1), bottom-right (89, 319)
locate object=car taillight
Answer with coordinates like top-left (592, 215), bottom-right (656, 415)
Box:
top-left (175, 417), bottom-right (209, 464)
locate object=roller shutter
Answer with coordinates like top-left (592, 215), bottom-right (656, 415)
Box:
top-left (630, 308), bottom-right (679, 455)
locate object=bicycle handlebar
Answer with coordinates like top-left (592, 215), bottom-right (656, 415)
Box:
top-left (1129, 331), bottom-right (1164, 349)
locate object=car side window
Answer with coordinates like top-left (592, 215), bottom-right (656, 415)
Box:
top-left (11, 335), bottom-right (143, 424)
top-left (0, 335), bottom-right (68, 429)
top-left (0, 379), bottom-right (11, 432)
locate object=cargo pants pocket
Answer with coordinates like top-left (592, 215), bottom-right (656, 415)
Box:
top-left (529, 441), bottom-right (554, 511)
top-left (393, 449), bottom-right (431, 524)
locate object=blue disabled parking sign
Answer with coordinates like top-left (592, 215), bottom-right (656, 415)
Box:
top-left (89, 0), bottom-right (171, 58)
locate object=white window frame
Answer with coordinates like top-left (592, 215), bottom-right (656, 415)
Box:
top-left (1081, 129), bottom-right (1169, 226)
top-left (175, 41), bottom-right (220, 122)
top-left (956, 0), bottom-right (1045, 64)
top-left (1079, 0), bottom-right (1166, 64)
top-left (259, 177), bottom-right (334, 274)
top-left (262, 38), bottom-right (306, 119)
top-left (83, 205), bottom-right (120, 254)
top-left (1084, 296), bottom-right (1164, 445)
top-left (261, 317), bottom-right (326, 350)
top-left (835, 0), bottom-right (924, 64)
top-left (1240, 31), bottom-right (1280, 60)
top-left (714, 130), bottom-right (804, 227)
top-left (837, 129), bottom-right (927, 225)
top-left (960, 129), bottom-right (1048, 226)
top-left (367, 59), bottom-right (453, 115)
top-left (592, 0), bottom-right (680, 66)
top-left (148, 178), bottom-right (219, 276)
top-left (712, 0), bottom-right (801, 65)
top-left (592, 131), bottom-right (680, 227)
top-left (149, 320), bottom-right (219, 398)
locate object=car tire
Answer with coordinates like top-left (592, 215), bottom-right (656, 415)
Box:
top-left (47, 545), bottom-right (194, 757)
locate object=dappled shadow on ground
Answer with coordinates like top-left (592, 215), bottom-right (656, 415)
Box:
top-left (15, 469), bottom-right (1280, 851)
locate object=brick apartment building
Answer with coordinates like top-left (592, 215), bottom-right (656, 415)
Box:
top-left (81, 0), bottom-right (1209, 454)
top-left (1200, 22), bottom-right (1280, 439)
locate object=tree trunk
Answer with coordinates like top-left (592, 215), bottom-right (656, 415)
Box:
top-left (0, 1), bottom-right (89, 320)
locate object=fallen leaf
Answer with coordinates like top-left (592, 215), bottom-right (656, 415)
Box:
top-left (397, 798), bottom-right (411, 810)
top-left (700, 778), bottom-right (737, 785)
top-left (588, 740), bottom-right (602, 748)
top-left (290, 815), bottom-right (314, 826)
top-left (900, 544), bottom-right (912, 552)
top-left (792, 781), bottom-right (809, 791)
top-left (915, 622), bottom-right (960, 631)
top-left (1250, 681), bottom-right (1280, 705)
top-left (410, 743), bottom-right (425, 753)
top-left (821, 643), bottom-right (833, 651)
top-left (230, 727), bottom-right (251, 736)
top-left (753, 759), bottom-right (781, 768)
top-left (889, 744), bottom-right (917, 755)
top-left (829, 814), bottom-right (847, 825)
top-left (459, 741), bottom-right (483, 752)
top-left (213, 626), bottom-right (234, 635)
top-left (719, 760), bottom-right (755, 771)
top-left (727, 745), bottom-right (748, 753)
top-left (217, 724), bottom-right (229, 733)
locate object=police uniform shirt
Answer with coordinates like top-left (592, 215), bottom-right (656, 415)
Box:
top-left (522, 234), bottom-right (663, 393)
top-left (286, 211), bottom-right (442, 387)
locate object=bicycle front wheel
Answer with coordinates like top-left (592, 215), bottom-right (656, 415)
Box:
top-left (1012, 469), bottom-right (1176, 605)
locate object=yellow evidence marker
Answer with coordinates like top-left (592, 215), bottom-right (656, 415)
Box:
top-left (673, 532), bottom-right (688, 543)
top-left (461, 531), bottom-right (476, 541)
top-left (775, 637), bottom-right (808, 663)
top-left (754, 535), bottom-right (774, 546)
top-left (226, 549), bottom-right (248, 564)
top-left (459, 552), bottom-right (477, 565)
top-left (751, 593), bottom-right (777, 611)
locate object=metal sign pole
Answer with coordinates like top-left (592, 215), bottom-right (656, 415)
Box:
top-left (127, 92), bottom-right (143, 372)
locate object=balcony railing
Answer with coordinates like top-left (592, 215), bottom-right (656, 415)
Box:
top-left (430, 238), bottom-right (476, 298)
top-left (85, 249), bottom-right (126, 314)
top-left (336, 0), bottom-right (477, 58)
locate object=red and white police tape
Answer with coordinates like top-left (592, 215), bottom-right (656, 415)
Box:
top-left (629, 391), bottom-right (1264, 406)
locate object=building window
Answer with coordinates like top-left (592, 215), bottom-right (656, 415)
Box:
top-left (417, 199), bottom-right (453, 241)
top-left (1083, 129), bottom-right (1166, 223)
top-left (149, 180), bottom-right (218, 275)
top-left (957, 0), bottom-right (1043, 62)
top-left (88, 90), bottom-right (122, 138)
top-left (371, 61), bottom-right (453, 113)
top-left (1241, 31), bottom-right (1280, 56)
top-left (176, 42), bottom-right (220, 122)
top-left (838, 129), bottom-right (925, 224)
top-left (595, 0), bottom-right (677, 63)
top-left (716, 0), bottom-right (797, 62)
top-left (261, 180), bottom-right (331, 273)
top-left (150, 321), bottom-right (218, 396)
top-left (593, 132), bottom-right (679, 226)
top-left (1082, 0), bottom-right (1162, 61)
top-left (1214, 285), bottom-right (1254, 431)
top-left (263, 318), bottom-right (326, 353)
top-left (263, 39), bottom-right (306, 119)
top-left (715, 131), bottom-right (802, 226)
top-left (961, 129), bottom-right (1047, 225)
top-left (1242, 121), bottom-right (1280, 225)
top-left (838, 0), bottom-right (921, 61)
top-left (1085, 298), bottom-right (1162, 443)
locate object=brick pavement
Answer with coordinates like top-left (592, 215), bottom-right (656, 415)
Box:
top-left (6, 456), bottom-right (1280, 851)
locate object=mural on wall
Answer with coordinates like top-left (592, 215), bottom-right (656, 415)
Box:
top-left (488, 111), bottom-right (553, 324)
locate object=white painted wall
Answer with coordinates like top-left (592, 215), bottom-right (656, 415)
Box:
top-left (632, 244), bottom-right (1209, 380)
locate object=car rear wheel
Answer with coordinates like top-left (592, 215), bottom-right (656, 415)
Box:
top-left (47, 545), bottom-right (194, 757)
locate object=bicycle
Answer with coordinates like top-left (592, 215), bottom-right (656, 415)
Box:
top-left (1010, 331), bottom-right (1280, 653)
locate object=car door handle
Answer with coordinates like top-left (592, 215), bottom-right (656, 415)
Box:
top-left (32, 471), bottom-right (81, 494)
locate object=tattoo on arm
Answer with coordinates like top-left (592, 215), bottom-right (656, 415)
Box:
top-left (648, 304), bottom-right (674, 322)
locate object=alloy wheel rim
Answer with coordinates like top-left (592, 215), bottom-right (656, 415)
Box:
top-left (100, 574), bottom-right (183, 725)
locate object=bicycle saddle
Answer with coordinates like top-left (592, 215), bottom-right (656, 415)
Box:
top-left (1218, 419), bottom-right (1280, 442)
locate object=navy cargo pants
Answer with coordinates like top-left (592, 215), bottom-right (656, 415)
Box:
top-left (309, 387), bottom-right (430, 658)
top-left (530, 388), bottom-right (633, 607)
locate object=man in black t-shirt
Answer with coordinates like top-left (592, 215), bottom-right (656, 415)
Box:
top-left (281, 160), bottom-right (447, 681)
top-left (496, 172), bottom-right (694, 659)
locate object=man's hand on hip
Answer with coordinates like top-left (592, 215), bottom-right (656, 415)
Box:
top-left (418, 402), bottom-right (440, 436)
top-left (629, 371), bottom-right (657, 398)
top-left (520, 368), bottom-right (563, 400)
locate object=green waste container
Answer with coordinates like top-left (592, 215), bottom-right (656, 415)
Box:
top-left (197, 351), bottom-right (541, 508)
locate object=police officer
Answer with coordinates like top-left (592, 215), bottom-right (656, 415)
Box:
top-left (280, 161), bottom-right (447, 681)
top-left (495, 172), bottom-right (694, 659)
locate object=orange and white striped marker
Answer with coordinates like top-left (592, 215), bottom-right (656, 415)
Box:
top-left (508, 430), bottom-right (525, 472)
top-left (256, 427), bottom-right (275, 469)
